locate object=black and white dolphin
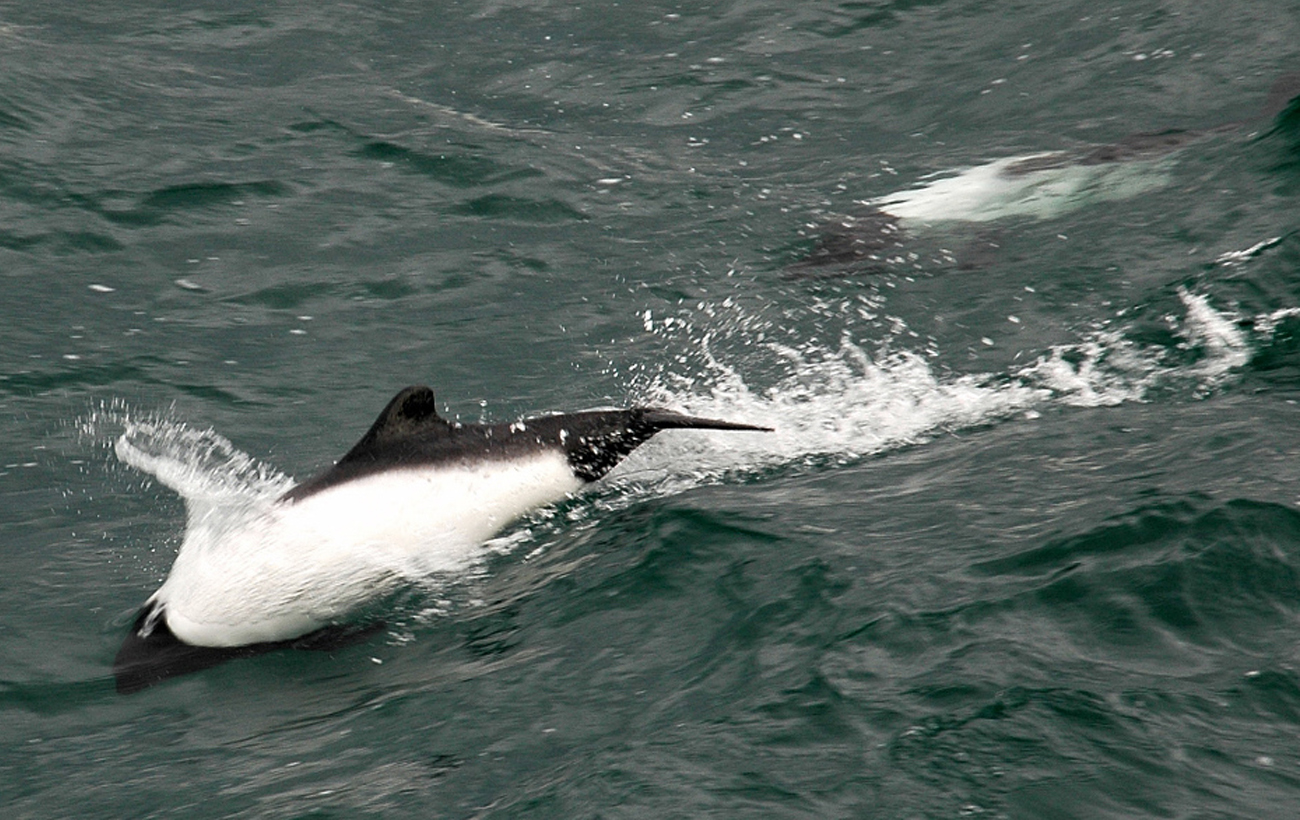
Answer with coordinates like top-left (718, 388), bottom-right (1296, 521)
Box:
top-left (113, 385), bottom-right (770, 693)
top-left (788, 75), bottom-right (1300, 275)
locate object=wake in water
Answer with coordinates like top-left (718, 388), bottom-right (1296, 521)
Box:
top-left (613, 287), bottom-right (1275, 481)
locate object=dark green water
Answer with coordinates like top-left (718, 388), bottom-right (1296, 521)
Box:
top-left (3, 2), bottom-right (1300, 817)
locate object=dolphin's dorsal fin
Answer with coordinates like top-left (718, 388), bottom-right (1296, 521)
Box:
top-left (343, 385), bottom-right (447, 458)
top-left (280, 386), bottom-right (450, 501)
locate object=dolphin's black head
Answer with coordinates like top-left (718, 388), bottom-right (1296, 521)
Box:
top-left (112, 603), bottom-right (260, 695)
top-left (113, 603), bottom-right (385, 694)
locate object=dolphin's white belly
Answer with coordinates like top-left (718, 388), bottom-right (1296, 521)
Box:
top-left (155, 451), bottom-right (583, 647)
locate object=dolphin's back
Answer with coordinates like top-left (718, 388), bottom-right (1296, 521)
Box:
top-left (283, 386), bottom-right (770, 501)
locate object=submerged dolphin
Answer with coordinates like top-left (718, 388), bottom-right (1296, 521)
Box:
top-left (789, 75), bottom-right (1300, 274)
top-left (787, 142), bottom-right (1187, 275)
top-left (113, 385), bottom-right (770, 693)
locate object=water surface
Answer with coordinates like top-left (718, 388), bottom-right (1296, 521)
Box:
top-left (3, 2), bottom-right (1300, 817)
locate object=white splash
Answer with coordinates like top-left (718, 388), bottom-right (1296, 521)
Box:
top-left (114, 419), bottom-right (294, 524)
top-left (1015, 331), bottom-right (1160, 407)
top-left (1176, 288), bottom-right (1250, 381)
top-left (1253, 306), bottom-right (1300, 335)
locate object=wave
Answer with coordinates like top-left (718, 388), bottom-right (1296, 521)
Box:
top-left (970, 497), bottom-right (1300, 656)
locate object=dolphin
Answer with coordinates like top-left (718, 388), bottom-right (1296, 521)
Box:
top-left (113, 385), bottom-right (770, 693)
top-left (788, 75), bottom-right (1300, 275)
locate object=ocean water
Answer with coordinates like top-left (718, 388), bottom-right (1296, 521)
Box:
top-left (3, 1), bottom-right (1300, 817)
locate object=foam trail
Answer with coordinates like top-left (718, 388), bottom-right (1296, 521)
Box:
top-left (1014, 331), bottom-right (1160, 407)
top-left (615, 289), bottom-right (1273, 487)
top-left (621, 337), bottom-right (1043, 484)
top-left (1215, 236), bottom-right (1283, 267)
